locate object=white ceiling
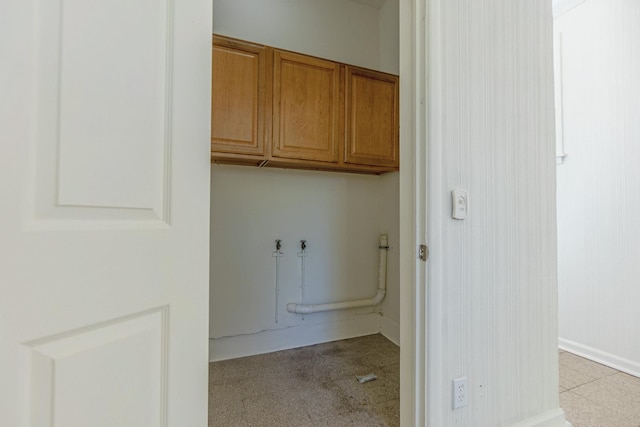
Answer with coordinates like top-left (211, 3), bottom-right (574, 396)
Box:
top-left (349, 0), bottom-right (388, 10)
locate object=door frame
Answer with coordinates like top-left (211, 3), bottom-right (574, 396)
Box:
top-left (208, 0), bottom-right (428, 423)
top-left (399, 0), bottom-right (428, 425)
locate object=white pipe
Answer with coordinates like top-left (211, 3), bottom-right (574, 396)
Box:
top-left (273, 242), bottom-right (283, 323)
top-left (297, 244), bottom-right (307, 305)
top-left (297, 243), bottom-right (307, 319)
top-left (286, 234), bottom-right (389, 315)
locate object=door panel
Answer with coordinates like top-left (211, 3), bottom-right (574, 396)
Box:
top-left (345, 66), bottom-right (399, 168)
top-left (211, 36), bottom-right (269, 156)
top-left (31, 0), bottom-right (171, 224)
top-left (272, 50), bottom-right (340, 162)
top-left (26, 308), bottom-right (166, 426)
top-left (0, 0), bottom-right (211, 426)
top-left (53, 0), bottom-right (168, 211)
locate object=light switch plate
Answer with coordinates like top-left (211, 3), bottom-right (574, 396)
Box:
top-left (452, 189), bottom-right (468, 220)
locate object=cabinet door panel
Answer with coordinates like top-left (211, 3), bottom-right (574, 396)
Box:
top-left (273, 51), bottom-right (339, 162)
top-left (211, 36), bottom-right (268, 156)
top-left (345, 67), bottom-right (399, 168)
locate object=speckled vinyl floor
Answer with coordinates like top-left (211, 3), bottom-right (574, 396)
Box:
top-left (559, 350), bottom-right (640, 427)
top-left (208, 334), bottom-right (399, 427)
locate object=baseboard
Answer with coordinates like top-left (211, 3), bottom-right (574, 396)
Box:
top-left (209, 313), bottom-right (381, 362)
top-left (379, 315), bottom-right (399, 346)
top-left (559, 338), bottom-right (640, 378)
top-left (512, 408), bottom-right (570, 427)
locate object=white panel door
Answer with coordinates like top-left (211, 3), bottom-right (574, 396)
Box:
top-left (0, 0), bottom-right (211, 426)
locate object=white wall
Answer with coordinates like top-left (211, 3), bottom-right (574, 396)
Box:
top-left (379, 0), bottom-right (399, 74)
top-left (426, 0), bottom-right (565, 425)
top-left (213, 0), bottom-right (382, 70)
top-left (210, 167), bottom-right (398, 359)
top-left (556, 0), bottom-right (640, 376)
top-left (210, 0), bottom-right (400, 360)
top-left (379, 172), bottom-right (400, 343)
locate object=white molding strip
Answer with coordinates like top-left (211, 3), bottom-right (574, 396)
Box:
top-left (559, 338), bottom-right (640, 378)
top-left (553, 0), bottom-right (586, 19)
top-left (209, 313), bottom-right (381, 362)
top-left (380, 315), bottom-right (400, 346)
top-left (512, 409), bottom-right (572, 427)
top-left (554, 31), bottom-right (567, 165)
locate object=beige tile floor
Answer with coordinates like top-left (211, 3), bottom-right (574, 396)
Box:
top-left (209, 337), bottom-right (640, 427)
top-left (560, 350), bottom-right (640, 427)
top-left (208, 334), bottom-right (399, 427)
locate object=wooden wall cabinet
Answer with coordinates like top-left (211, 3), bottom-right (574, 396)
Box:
top-left (211, 35), bottom-right (399, 174)
top-left (272, 50), bottom-right (340, 163)
top-left (211, 36), bottom-right (270, 162)
top-left (344, 66), bottom-right (399, 168)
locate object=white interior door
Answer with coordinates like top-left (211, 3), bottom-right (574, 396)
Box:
top-left (0, 0), bottom-right (212, 426)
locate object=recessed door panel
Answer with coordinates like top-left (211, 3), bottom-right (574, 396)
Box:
top-left (345, 67), bottom-right (399, 168)
top-left (211, 37), bottom-right (268, 156)
top-left (273, 50), bottom-right (339, 162)
top-left (26, 309), bottom-right (167, 427)
top-left (32, 0), bottom-right (172, 224)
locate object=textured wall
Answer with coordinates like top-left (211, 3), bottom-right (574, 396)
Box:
top-left (556, 0), bottom-right (640, 376)
top-left (379, 172), bottom-right (401, 341)
top-left (426, 0), bottom-right (565, 425)
top-left (212, 0), bottom-right (381, 70)
top-left (379, 0), bottom-right (400, 74)
top-left (210, 166), bottom-right (397, 359)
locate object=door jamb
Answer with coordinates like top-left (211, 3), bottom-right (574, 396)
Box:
top-left (399, 0), bottom-right (428, 425)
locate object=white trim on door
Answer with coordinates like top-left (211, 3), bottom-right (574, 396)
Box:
top-left (399, 0), bottom-right (428, 425)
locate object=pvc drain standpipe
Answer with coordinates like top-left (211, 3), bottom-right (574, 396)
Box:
top-left (286, 234), bottom-right (389, 315)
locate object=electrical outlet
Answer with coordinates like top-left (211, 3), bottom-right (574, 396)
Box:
top-left (452, 377), bottom-right (468, 409)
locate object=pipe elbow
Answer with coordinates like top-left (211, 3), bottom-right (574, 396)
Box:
top-left (287, 234), bottom-right (388, 316)
top-left (370, 289), bottom-right (386, 305)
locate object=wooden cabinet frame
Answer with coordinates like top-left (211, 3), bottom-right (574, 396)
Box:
top-left (272, 50), bottom-right (340, 163)
top-left (211, 35), bottom-right (271, 162)
top-left (344, 66), bottom-right (399, 168)
top-left (211, 35), bottom-right (399, 174)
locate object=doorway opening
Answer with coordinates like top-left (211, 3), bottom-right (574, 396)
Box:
top-left (208, 0), bottom-right (404, 425)
top-left (553, 0), bottom-right (640, 424)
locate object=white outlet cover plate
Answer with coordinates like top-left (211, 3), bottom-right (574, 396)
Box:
top-left (453, 376), bottom-right (468, 409)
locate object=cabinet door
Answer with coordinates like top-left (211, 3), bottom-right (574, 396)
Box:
top-left (344, 67), bottom-right (399, 168)
top-left (212, 36), bottom-right (269, 156)
top-left (272, 50), bottom-right (340, 162)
